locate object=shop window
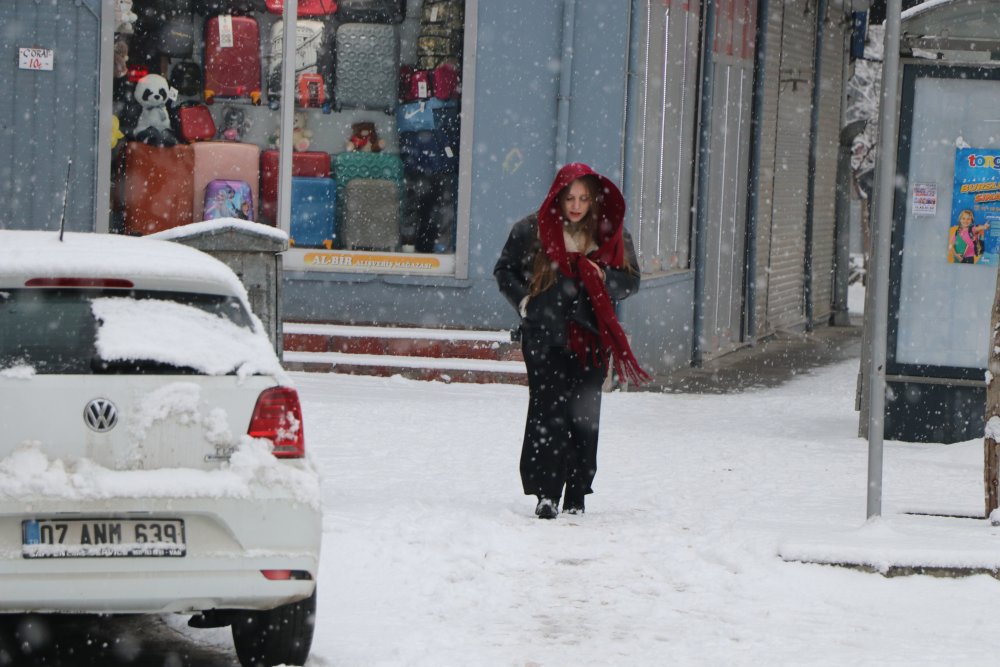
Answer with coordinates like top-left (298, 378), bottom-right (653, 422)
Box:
top-left (110, 0), bottom-right (467, 276)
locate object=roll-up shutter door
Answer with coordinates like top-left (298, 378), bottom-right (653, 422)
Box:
top-left (752, 4), bottom-right (784, 335)
top-left (809, 16), bottom-right (847, 323)
top-left (762, 0), bottom-right (815, 332)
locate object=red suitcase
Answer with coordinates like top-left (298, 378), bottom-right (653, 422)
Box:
top-left (204, 15), bottom-right (262, 105)
top-left (265, 0), bottom-right (338, 15)
top-left (120, 142), bottom-right (196, 235)
top-left (260, 149), bottom-right (331, 223)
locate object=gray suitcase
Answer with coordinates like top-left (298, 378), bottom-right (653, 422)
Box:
top-left (334, 23), bottom-right (400, 113)
top-left (343, 178), bottom-right (400, 251)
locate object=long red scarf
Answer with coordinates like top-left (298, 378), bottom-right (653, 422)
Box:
top-left (537, 163), bottom-right (650, 385)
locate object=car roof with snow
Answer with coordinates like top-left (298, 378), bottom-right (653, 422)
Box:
top-left (0, 230), bottom-right (248, 297)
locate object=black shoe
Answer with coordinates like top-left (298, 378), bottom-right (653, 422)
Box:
top-left (535, 498), bottom-right (559, 520)
top-left (563, 498), bottom-right (585, 515)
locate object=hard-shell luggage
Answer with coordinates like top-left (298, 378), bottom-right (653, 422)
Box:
top-left (343, 178), bottom-right (400, 251)
top-left (290, 176), bottom-right (337, 247)
top-left (334, 23), bottom-right (399, 113)
top-left (267, 19), bottom-right (334, 109)
top-left (176, 102), bottom-right (217, 142)
top-left (333, 151), bottom-right (403, 232)
top-left (203, 179), bottom-right (255, 220)
top-left (204, 15), bottom-right (262, 105)
top-left (192, 141), bottom-right (261, 221)
top-left (120, 142), bottom-right (195, 235)
top-left (193, 0), bottom-right (259, 14)
top-left (265, 0), bottom-right (338, 15)
top-left (337, 0), bottom-right (405, 23)
top-left (260, 149), bottom-right (331, 223)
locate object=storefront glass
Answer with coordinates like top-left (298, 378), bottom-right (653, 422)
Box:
top-left (110, 0), bottom-right (466, 276)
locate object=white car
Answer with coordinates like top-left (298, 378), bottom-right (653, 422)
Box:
top-left (0, 230), bottom-right (321, 667)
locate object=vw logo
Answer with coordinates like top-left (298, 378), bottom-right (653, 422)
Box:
top-left (83, 398), bottom-right (118, 433)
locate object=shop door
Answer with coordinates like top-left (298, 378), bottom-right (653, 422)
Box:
top-left (760, 0), bottom-right (814, 332)
top-left (699, 0), bottom-right (756, 358)
top-left (0, 0), bottom-right (101, 232)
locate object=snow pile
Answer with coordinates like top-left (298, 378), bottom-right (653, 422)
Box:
top-left (0, 440), bottom-right (320, 509)
top-left (92, 297), bottom-right (284, 379)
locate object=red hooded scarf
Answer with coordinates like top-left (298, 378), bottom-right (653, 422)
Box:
top-left (537, 163), bottom-right (650, 385)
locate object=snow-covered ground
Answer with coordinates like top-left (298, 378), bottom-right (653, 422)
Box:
top-left (282, 354), bottom-right (1000, 667)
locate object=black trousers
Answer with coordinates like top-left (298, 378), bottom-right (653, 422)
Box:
top-left (519, 335), bottom-right (607, 505)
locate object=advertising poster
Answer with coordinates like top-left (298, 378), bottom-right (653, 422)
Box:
top-left (949, 147), bottom-right (1000, 265)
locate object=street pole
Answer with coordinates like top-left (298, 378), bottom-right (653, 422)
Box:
top-left (866, 0), bottom-right (902, 519)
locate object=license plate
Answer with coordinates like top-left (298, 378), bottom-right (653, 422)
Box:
top-left (21, 519), bottom-right (186, 558)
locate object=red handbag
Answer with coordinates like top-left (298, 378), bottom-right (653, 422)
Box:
top-left (177, 103), bottom-right (217, 143)
top-left (264, 0), bottom-right (337, 15)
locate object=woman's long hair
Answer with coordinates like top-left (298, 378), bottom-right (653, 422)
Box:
top-left (528, 175), bottom-right (603, 296)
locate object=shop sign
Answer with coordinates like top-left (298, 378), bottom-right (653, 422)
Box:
top-left (292, 249), bottom-right (454, 275)
top-left (18, 47), bottom-right (54, 71)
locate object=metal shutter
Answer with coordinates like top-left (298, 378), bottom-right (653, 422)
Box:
top-left (762, 0), bottom-right (815, 332)
top-left (809, 16), bottom-right (847, 323)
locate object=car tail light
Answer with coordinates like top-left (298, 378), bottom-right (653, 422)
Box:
top-left (25, 277), bottom-right (134, 288)
top-left (247, 386), bottom-right (305, 458)
top-left (260, 569), bottom-right (312, 580)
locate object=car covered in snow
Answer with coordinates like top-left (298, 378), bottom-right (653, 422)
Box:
top-left (0, 230), bottom-right (320, 667)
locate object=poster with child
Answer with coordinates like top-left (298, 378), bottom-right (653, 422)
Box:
top-left (949, 147), bottom-right (1000, 265)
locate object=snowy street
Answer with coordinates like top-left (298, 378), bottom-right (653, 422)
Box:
top-left (276, 358), bottom-right (1000, 666)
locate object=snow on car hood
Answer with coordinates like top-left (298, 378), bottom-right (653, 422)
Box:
top-left (0, 439), bottom-right (320, 509)
top-left (92, 297), bottom-right (285, 380)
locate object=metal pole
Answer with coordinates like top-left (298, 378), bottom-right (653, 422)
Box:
top-left (554, 0), bottom-right (577, 170)
top-left (277, 0), bottom-right (299, 238)
top-left (866, 0), bottom-right (902, 519)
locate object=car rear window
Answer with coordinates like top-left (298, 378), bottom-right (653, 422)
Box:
top-left (0, 288), bottom-right (256, 375)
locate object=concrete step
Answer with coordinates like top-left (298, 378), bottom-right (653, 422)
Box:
top-left (281, 323), bottom-right (527, 385)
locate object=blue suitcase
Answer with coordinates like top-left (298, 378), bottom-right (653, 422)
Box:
top-left (290, 176), bottom-right (337, 248)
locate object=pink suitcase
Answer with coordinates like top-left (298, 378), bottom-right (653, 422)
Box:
top-left (204, 15), bottom-right (262, 105)
top-left (192, 141), bottom-right (261, 222)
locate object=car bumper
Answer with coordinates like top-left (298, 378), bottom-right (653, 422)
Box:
top-left (0, 496), bottom-right (321, 614)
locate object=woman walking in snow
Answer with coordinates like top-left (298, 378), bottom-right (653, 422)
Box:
top-left (494, 162), bottom-right (647, 520)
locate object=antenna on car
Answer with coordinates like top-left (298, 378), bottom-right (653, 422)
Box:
top-left (58, 159), bottom-right (72, 242)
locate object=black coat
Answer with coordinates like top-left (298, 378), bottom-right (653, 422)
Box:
top-left (494, 214), bottom-right (640, 346)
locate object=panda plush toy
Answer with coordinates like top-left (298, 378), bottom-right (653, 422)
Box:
top-left (133, 73), bottom-right (178, 146)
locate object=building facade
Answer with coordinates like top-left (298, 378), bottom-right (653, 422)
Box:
top-left (0, 0), bottom-right (863, 376)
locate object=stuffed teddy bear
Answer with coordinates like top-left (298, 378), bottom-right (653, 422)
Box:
top-left (346, 121), bottom-right (385, 153)
top-left (115, 0), bottom-right (137, 35)
top-left (133, 73), bottom-right (178, 146)
top-left (269, 112), bottom-right (313, 151)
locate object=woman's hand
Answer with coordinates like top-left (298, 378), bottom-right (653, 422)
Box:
top-left (583, 258), bottom-right (605, 281)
